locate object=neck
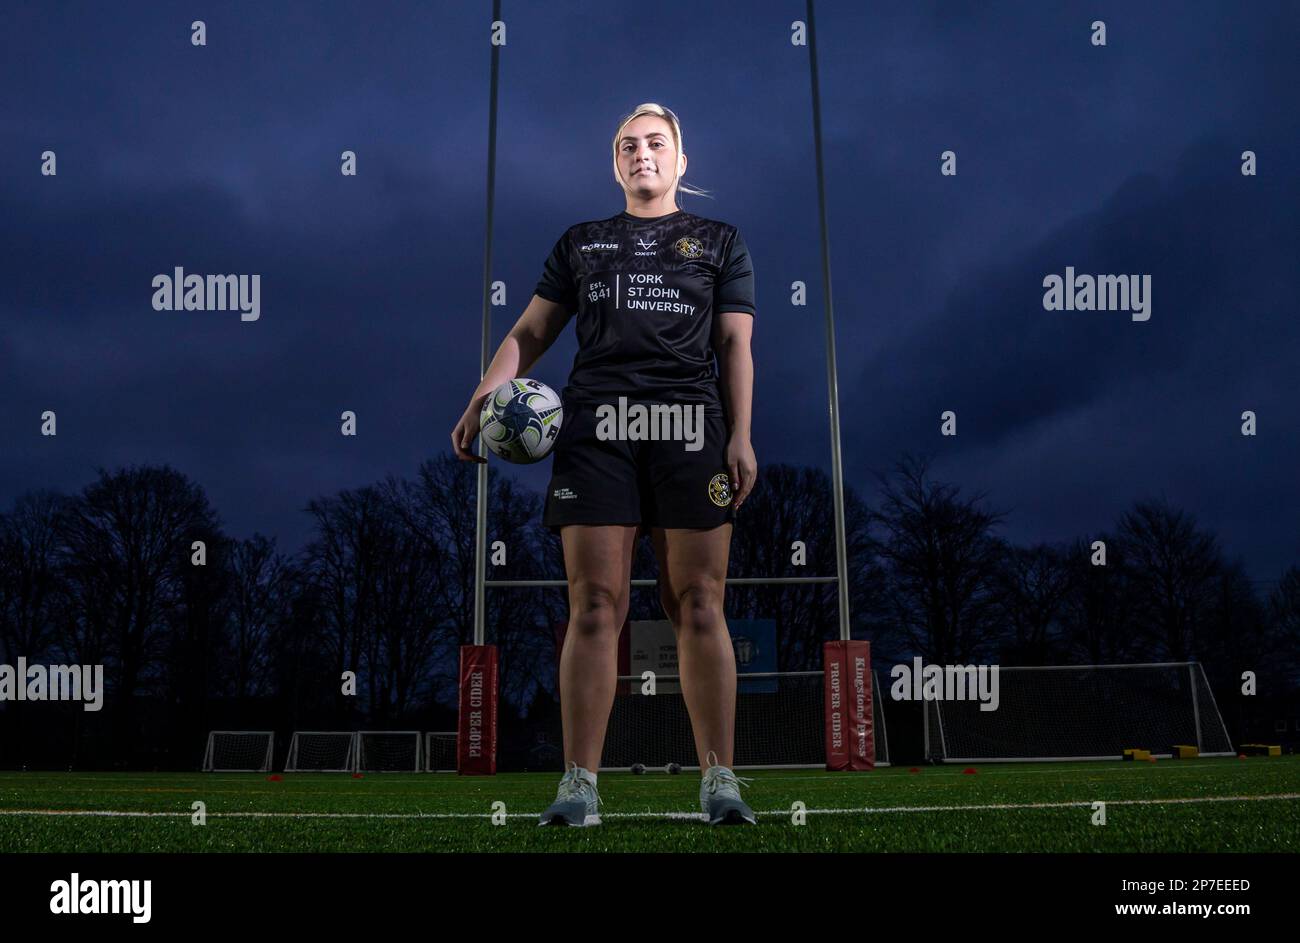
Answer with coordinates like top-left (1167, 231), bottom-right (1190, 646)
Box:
top-left (623, 193), bottom-right (680, 218)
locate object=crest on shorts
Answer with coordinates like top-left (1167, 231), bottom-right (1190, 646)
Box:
top-left (674, 236), bottom-right (704, 260)
top-left (708, 472), bottom-right (732, 507)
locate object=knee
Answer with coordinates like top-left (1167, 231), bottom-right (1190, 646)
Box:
top-left (569, 583), bottom-right (626, 637)
top-left (665, 579), bottom-right (725, 633)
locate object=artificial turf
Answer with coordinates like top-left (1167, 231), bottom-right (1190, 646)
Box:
top-left (0, 756), bottom-right (1296, 853)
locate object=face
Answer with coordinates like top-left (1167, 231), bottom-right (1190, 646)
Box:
top-left (617, 114), bottom-right (686, 201)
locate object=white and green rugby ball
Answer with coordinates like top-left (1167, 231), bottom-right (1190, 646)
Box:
top-left (479, 378), bottom-right (564, 464)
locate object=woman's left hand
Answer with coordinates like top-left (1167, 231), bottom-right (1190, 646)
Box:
top-left (725, 433), bottom-right (757, 510)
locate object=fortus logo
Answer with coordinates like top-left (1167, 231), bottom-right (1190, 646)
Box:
top-left (50, 873), bottom-right (152, 923)
top-left (593, 397), bottom-right (705, 451)
top-left (890, 657), bottom-right (1000, 711)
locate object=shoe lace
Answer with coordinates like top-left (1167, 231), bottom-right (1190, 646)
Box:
top-left (701, 750), bottom-right (753, 795)
top-left (557, 761), bottom-right (604, 807)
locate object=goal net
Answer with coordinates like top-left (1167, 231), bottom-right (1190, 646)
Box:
top-left (285, 731), bottom-right (358, 772)
top-left (358, 731), bottom-right (422, 772)
top-left (425, 731), bottom-right (458, 772)
top-left (926, 661), bottom-right (1234, 762)
top-left (202, 730), bottom-right (274, 772)
top-left (600, 670), bottom-right (891, 770)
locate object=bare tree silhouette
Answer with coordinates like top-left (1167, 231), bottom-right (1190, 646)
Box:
top-left (991, 543), bottom-right (1073, 665)
top-left (1267, 567), bottom-right (1300, 683)
top-left (379, 456), bottom-right (557, 711)
top-left (0, 490), bottom-right (66, 662)
top-left (866, 453), bottom-right (1008, 664)
top-left (1112, 498), bottom-right (1226, 661)
top-left (226, 535), bottom-right (293, 700)
top-left (1057, 534), bottom-right (1148, 663)
top-left (295, 475), bottom-right (464, 724)
top-left (56, 465), bottom-right (223, 765)
top-left (1, 450), bottom-right (1296, 770)
top-left (0, 490), bottom-right (70, 766)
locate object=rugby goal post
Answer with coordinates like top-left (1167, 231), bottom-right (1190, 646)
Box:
top-left (924, 661), bottom-right (1234, 762)
top-left (202, 731), bottom-right (274, 772)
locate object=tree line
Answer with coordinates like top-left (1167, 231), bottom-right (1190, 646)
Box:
top-left (1, 453), bottom-right (1295, 769)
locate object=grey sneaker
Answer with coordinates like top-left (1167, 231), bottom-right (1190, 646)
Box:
top-left (538, 762), bottom-right (602, 827)
top-left (699, 750), bottom-right (756, 825)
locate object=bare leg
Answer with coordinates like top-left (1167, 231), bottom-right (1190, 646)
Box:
top-left (558, 524), bottom-right (638, 772)
top-left (651, 524), bottom-right (735, 768)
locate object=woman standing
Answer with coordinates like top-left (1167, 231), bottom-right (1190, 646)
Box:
top-left (452, 103), bottom-right (757, 825)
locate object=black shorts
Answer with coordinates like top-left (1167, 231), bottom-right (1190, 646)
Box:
top-left (543, 397), bottom-right (736, 533)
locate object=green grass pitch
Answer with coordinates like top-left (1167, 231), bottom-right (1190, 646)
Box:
top-left (1, 756), bottom-right (1297, 853)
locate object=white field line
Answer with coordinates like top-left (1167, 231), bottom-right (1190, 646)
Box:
top-left (0, 792), bottom-right (1296, 821)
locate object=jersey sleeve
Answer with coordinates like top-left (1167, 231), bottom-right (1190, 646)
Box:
top-left (533, 229), bottom-right (579, 315)
top-left (714, 228), bottom-right (756, 316)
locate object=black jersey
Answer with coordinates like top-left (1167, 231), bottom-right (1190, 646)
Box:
top-left (533, 209), bottom-right (755, 413)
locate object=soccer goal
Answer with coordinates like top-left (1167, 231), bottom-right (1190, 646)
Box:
top-left (285, 731), bottom-right (358, 772)
top-left (202, 730), bottom-right (274, 772)
top-left (600, 670), bottom-right (891, 771)
top-left (425, 731), bottom-right (458, 772)
top-left (358, 731), bottom-right (422, 772)
top-left (925, 661), bottom-right (1234, 763)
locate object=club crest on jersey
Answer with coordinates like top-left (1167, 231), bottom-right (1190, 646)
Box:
top-left (708, 472), bottom-right (732, 507)
top-left (674, 236), bottom-right (704, 260)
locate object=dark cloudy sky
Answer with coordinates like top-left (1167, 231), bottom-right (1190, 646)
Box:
top-left (2, 1), bottom-right (1296, 581)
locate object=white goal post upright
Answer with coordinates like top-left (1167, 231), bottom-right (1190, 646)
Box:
top-left (202, 731), bottom-right (274, 772)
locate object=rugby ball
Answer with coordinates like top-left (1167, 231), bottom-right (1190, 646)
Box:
top-left (478, 378), bottom-right (564, 464)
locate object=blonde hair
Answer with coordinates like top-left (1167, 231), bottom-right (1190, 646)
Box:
top-left (611, 102), bottom-right (713, 206)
